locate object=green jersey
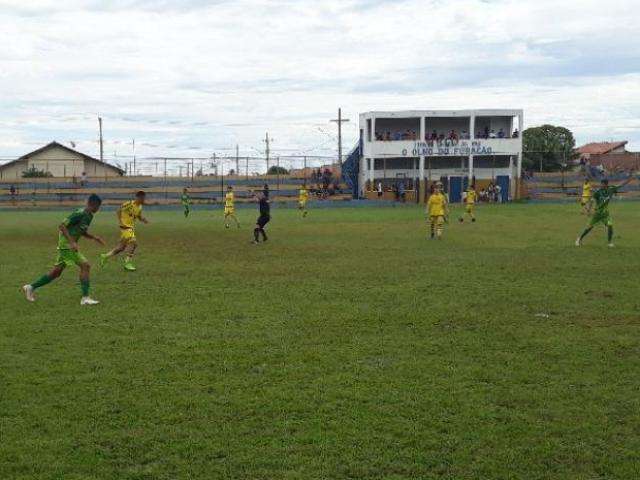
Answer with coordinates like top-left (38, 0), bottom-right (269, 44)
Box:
top-left (181, 193), bottom-right (190, 206)
top-left (58, 208), bottom-right (93, 250)
top-left (592, 186), bottom-right (620, 214)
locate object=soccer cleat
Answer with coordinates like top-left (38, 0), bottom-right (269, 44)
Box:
top-left (575, 237), bottom-right (582, 247)
top-left (22, 284), bottom-right (35, 302)
top-left (80, 296), bottom-right (100, 306)
top-left (124, 262), bottom-right (137, 272)
top-left (99, 253), bottom-right (108, 268)
top-left (251, 240), bottom-right (259, 245)
top-left (471, 218), bottom-right (476, 223)
top-left (225, 224), bottom-right (230, 229)
top-left (458, 218), bottom-right (463, 223)
top-left (608, 243), bottom-right (615, 248)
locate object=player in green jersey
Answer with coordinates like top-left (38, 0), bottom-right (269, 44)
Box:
top-left (181, 188), bottom-right (191, 218)
top-left (575, 174), bottom-right (635, 247)
top-left (23, 194), bottom-right (105, 305)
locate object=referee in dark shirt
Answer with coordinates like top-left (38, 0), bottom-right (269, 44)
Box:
top-left (253, 192), bottom-right (271, 244)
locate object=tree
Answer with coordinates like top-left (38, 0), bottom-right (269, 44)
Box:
top-left (22, 166), bottom-right (53, 178)
top-left (522, 125), bottom-right (577, 173)
top-left (267, 165), bottom-right (288, 175)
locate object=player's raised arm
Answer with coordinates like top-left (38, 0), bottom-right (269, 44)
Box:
top-left (616, 170), bottom-right (636, 189)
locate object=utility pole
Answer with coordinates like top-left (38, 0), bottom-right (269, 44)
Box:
top-left (98, 117), bottom-right (104, 162)
top-left (330, 108), bottom-right (350, 166)
top-left (132, 139), bottom-right (136, 176)
top-left (235, 144), bottom-right (240, 175)
top-left (263, 133), bottom-right (271, 173)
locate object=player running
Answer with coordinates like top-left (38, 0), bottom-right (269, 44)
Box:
top-left (427, 182), bottom-right (448, 239)
top-left (100, 191), bottom-right (149, 271)
top-left (23, 194), bottom-right (104, 305)
top-left (181, 188), bottom-right (191, 218)
top-left (298, 184), bottom-right (309, 217)
top-left (459, 183), bottom-right (477, 223)
top-left (580, 178), bottom-right (592, 215)
top-left (252, 192), bottom-right (270, 244)
top-left (224, 185), bottom-right (240, 228)
top-left (575, 174), bottom-right (634, 247)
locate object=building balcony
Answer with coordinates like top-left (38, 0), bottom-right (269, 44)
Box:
top-left (363, 137), bottom-right (522, 158)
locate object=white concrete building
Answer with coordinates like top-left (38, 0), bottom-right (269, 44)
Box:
top-left (359, 109), bottom-right (523, 202)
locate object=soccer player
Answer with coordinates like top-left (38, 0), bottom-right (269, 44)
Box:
top-left (298, 184), bottom-right (309, 217)
top-left (580, 178), bottom-right (592, 215)
top-left (575, 174), bottom-right (634, 247)
top-left (252, 192), bottom-right (270, 244)
top-left (22, 194), bottom-right (104, 305)
top-left (427, 182), bottom-right (448, 239)
top-left (459, 183), bottom-right (477, 223)
top-left (100, 190), bottom-right (149, 271)
top-left (181, 188), bottom-right (191, 218)
top-left (224, 185), bottom-right (240, 228)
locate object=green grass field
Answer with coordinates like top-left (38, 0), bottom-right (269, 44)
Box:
top-left (2, 203), bottom-right (640, 479)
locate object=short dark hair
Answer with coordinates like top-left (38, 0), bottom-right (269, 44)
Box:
top-left (135, 190), bottom-right (146, 198)
top-left (601, 179), bottom-right (609, 185)
top-left (88, 194), bottom-right (102, 205)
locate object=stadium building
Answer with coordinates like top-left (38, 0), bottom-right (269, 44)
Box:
top-left (358, 109), bottom-right (523, 202)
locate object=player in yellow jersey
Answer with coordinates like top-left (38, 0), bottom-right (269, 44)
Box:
top-left (580, 178), bottom-right (593, 214)
top-left (224, 185), bottom-right (240, 228)
top-left (427, 182), bottom-right (448, 239)
top-left (459, 183), bottom-right (477, 223)
top-left (100, 191), bottom-right (149, 271)
top-left (298, 184), bottom-right (309, 217)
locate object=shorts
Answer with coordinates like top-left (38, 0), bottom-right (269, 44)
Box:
top-left (298, 201), bottom-right (307, 209)
top-left (465, 204), bottom-right (474, 213)
top-left (224, 207), bottom-right (235, 216)
top-left (429, 215), bottom-right (444, 225)
top-left (120, 228), bottom-right (137, 244)
top-left (257, 214), bottom-right (271, 228)
top-left (54, 249), bottom-right (88, 268)
top-left (581, 197), bottom-right (591, 206)
top-left (590, 212), bottom-right (612, 227)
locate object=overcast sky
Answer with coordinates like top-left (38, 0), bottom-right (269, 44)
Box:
top-left (1, 0), bottom-right (639, 165)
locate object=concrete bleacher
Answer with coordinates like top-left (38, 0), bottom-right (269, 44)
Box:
top-left (0, 175), bottom-right (352, 207)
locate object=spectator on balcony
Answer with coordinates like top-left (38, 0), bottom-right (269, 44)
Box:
top-left (384, 131), bottom-right (392, 141)
top-left (497, 128), bottom-right (505, 139)
top-left (438, 133), bottom-right (445, 143)
top-left (483, 126), bottom-right (490, 139)
top-left (448, 130), bottom-right (458, 141)
top-left (461, 130), bottom-right (469, 139)
top-left (375, 132), bottom-right (383, 141)
top-left (512, 129), bottom-right (519, 138)
top-left (393, 131), bottom-right (402, 141)
top-left (429, 130), bottom-right (438, 141)
top-left (489, 129), bottom-right (497, 139)
top-left (411, 130), bottom-right (417, 140)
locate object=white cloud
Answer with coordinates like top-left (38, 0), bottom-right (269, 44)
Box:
top-left (0, 0), bottom-right (638, 167)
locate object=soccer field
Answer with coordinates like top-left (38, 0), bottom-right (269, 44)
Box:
top-left (2, 203), bottom-right (639, 479)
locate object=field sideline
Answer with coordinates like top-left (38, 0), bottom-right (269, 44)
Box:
top-left (2, 204), bottom-right (640, 479)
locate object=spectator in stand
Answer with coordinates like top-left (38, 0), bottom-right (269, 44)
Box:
top-left (411, 130), bottom-right (417, 140)
top-left (497, 128), bottom-right (505, 139)
top-left (393, 131), bottom-right (402, 141)
top-left (448, 130), bottom-right (458, 141)
top-left (398, 181), bottom-right (406, 202)
top-left (483, 126), bottom-right (490, 139)
top-left (489, 129), bottom-right (497, 139)
top-left (385, 131), bottom-right (392, 141)
top-left (461, 130), bottom-right (469, 139)
top-left (512, 129), bottom-right (519, 138)
top-left (430, 130), bottom-right (438, 141)
top-left (375, 132), bottom-right (383, 141)
top-left (438, 133), bottom-right (445, 142)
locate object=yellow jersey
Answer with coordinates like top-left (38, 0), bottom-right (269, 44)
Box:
top-left (464, 189), bottom-right (477, 205)
top-left (119, 200), bottom-right (142, 229)
top-left (582, 182), bottom-right (592, 198)
top-left (427, 192), bottom-right (447, 217)
top-left (299, 188), bottom-right (308, 202)
top-left (225, 191), bottom-right (234, 208)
